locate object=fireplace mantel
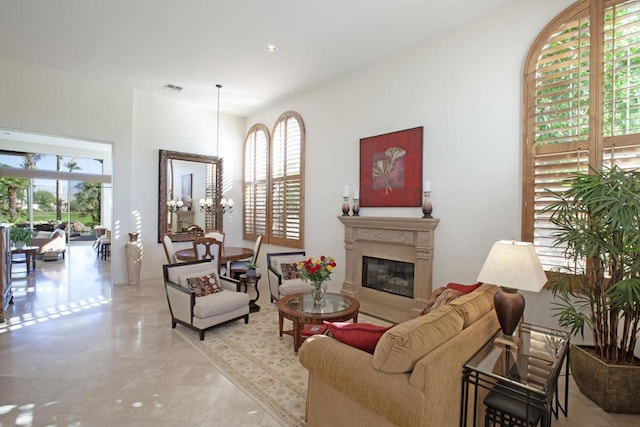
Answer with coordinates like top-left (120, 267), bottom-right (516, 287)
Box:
top-left (338, 216), bottom-right (439, 323)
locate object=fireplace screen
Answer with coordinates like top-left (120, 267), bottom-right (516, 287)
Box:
top-left (362, 256), bottom-right (414, 298)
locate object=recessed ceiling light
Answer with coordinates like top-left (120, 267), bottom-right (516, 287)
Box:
top-left (266, 45), bottom-right (277, 53)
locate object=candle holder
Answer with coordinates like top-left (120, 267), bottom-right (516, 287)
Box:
top-left (341, 196), bottom-right (350, 216)
top-left (422, 191), bottom-right (433, 218)
top-left (352, 198), bottom-right (360, 216)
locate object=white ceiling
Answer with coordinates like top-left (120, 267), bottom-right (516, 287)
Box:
top-left (0, 0), bottom-right (512, 117)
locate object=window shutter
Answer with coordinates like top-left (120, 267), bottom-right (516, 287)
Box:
top-left (270, 112), bottom-right (304, 248)
top-left (533, 148), bottom-right (589, 270)
top-left (524, 0), bottom-right (640, 272)
top-left (243, 125), bottom-right (269, 240)
top-left (604, 0), bottom-right (640, 137)
top-left (534, 16), bottom-right (591, 147)
top-left (529, 12), bottom-right (591, 271)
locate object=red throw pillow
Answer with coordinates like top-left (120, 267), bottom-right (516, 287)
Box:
top-left (323, 321), bottom-right (394, 354)
top-left (446, 282), bottom-right (482, 294)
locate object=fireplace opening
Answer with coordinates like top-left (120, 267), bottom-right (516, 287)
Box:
top-left (362, 256), bottom-right (414, 298)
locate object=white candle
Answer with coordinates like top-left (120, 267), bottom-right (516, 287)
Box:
top-left (424, 180), bottom-right (431, 192)
top-left (343, 185), bottom-right (349, 197)
top-left (354, 189), bottom-right (359, 199)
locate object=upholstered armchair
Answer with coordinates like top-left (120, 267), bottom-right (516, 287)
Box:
top-left (162, 259), bottom-right (250, 340)
top-left (267, 251), bottom-right (326, 302)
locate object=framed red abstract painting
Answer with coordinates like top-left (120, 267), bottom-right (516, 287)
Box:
top-left (360, 127), bottom-right (423, 207)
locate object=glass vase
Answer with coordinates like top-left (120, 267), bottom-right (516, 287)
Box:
top-left (311, 282), bottom-right (324, 306)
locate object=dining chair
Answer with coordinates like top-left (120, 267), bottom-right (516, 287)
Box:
top-left (187, 224), bottom-right (203, 235)
top-left (193, 237), bottom-right (223, 273)
top-left (162, 235), bottom-right (177, 264)
top-left (227, 234), bottom-right (263, 279)
top-left (96, 229), bottom-right (112, 260)
top-left (204, 230), bottom-right (225, 248)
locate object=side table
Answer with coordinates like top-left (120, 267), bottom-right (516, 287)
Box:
top-left (11, 246), bottom-right (39, 274)
top-left (460, 323), bottom-right (570, 427)
top-left (239, 273), bottom-right (261, 312)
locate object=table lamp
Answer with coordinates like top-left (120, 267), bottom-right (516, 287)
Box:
top-left (477, 240), bottom-right (547, 339)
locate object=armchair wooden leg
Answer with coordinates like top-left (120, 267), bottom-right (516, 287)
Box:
top-left (199, 330), bottom-right (205, 340)
top-left (171, 320), bottom-right (177, 329)
top-left (244, 314), bottom-right (249, 324)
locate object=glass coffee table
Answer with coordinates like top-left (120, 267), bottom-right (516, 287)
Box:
top-left (277, 292), bottom-right (359, 353)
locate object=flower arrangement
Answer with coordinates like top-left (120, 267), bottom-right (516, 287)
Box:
top-left (298, 255), bottom-right (336, 285)
top-left (298, 255), bottom-right (337, 304)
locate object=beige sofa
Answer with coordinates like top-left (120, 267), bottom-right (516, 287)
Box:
top-left (298, 284), bottom-right (500, 427)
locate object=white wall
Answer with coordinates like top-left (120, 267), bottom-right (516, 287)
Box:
top-left (0, 56), bottom-right (134, 284)
top-left (131, 92), bottom-right (245, 280)
top-left (0, 58), bottom-right (246, 284)
top-left (247, 0), bottom-right (574, 331)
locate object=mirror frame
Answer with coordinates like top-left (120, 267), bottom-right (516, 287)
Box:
top-left (158, 149), bottom-right (223, 243)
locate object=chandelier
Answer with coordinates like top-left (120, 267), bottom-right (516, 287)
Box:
top-left (167, 198), bottom-right (183, 213)
top-left (199, 197), bottom-right (215, 214)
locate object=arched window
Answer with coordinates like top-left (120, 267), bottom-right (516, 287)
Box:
top-left (523, 0), bottom-right (640, 270)
top-left (243, 124), bottom-right (269, 241)
top-left (242, 112), bottom-right (305, 248)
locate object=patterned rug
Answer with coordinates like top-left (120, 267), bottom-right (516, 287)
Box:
top-left (176, 299), bottom-right (390, 426)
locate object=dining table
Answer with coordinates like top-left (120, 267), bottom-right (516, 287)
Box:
top-left (175, 246), bottom-right (254, 263)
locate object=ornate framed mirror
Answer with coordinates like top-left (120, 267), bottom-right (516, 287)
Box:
top-left (158, 149), bottom-right (223, 242)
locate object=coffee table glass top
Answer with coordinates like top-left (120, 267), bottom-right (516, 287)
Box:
top-left (285, 293), bottom-right (352, 314)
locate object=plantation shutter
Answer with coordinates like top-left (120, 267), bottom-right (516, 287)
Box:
top-left (524, 0), bottom-right (640, 271)
top-left (243, 124), bottom-right (269, 241)
top-left (270, 111), bottom-right (305, 248)
top-left (603, 0), bottom-right (640, 138)
top-left (602, 1), bottom-right (640, 175)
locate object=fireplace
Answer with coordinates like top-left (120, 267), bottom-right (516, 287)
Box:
top-left (362, 256), bottom-right (414, 299)
top-left (339, 216), bottom-right (439, 323)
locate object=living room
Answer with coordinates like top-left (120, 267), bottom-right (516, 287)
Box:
top-left (1, 0), bottom-right (639, 425)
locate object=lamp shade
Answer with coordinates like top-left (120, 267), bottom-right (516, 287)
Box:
top-left (477, 240), bottom-right (547, 292)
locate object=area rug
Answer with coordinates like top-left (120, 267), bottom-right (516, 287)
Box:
top-left (176, 299), bottom-right (391, 426)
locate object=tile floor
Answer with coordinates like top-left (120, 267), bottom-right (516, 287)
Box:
top-left (1, 242), bottom-right (639, 426)
top-left (1, 242), bottom-right (281, 426)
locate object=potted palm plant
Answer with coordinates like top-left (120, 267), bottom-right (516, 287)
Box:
top-left (544, 165), bottom-right (640, 413)
top-left (10, 226), bottom-right (33, 249)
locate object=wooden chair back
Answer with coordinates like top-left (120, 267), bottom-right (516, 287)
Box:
top-left (193, 237), bottom-right (222, 272)
top-left (204, 230), bottom-right (225, 248)
top-left (187, 224), bottom-right (203, 236)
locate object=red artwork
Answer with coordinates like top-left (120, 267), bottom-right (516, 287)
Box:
top-left (359, 127), bottom-right (423, 207)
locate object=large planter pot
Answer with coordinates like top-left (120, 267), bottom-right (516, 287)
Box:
top-left (570, 344), bottom-right (640, 413)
